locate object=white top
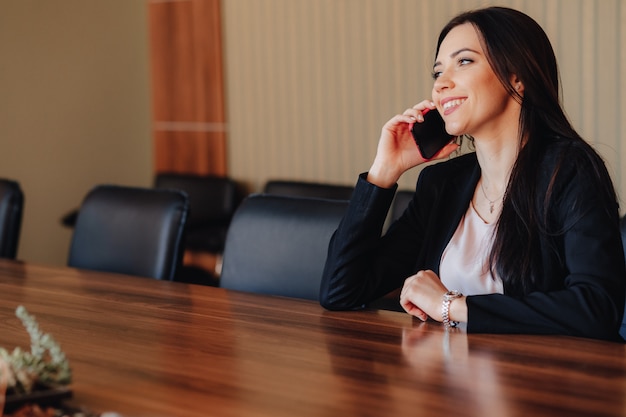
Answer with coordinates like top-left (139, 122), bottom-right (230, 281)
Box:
top-left (439, 202), bottom-right (504, 296)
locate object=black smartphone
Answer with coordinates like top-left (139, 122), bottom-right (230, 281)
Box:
top-left (410, 109), bottom-right (455, 160)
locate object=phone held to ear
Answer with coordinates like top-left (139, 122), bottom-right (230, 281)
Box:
top-left (410, 109), bottom-right (455, 160)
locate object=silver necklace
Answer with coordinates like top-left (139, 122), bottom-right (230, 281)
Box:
top-left (479, 180), bottom-right (503, 214)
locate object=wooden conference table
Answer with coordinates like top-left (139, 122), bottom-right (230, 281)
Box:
top-left (0, 259), bottom-right (624, 417)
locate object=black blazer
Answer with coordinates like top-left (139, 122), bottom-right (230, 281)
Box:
top-left (320, 146), bottom-right (626, 341)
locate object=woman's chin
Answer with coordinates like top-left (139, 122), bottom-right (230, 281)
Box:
top-left (444, 122), bottom-right (464, 137)
top-left (446, 127), bottom-right (465, 137)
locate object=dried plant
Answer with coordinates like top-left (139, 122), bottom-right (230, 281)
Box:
top-left (0, 306), bottom-right (72, 394)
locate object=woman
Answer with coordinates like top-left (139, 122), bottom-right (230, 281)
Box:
top-left (319, 6), bottom-right (626, 341)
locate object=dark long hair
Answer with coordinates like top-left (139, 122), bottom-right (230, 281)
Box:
top-left (436, 7), bottom-right (617, 293)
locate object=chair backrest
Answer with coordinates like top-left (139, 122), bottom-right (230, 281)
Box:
top-left (154, 173), bottom-right (239, 227)
top-left (68, 185), bottom-right (189, 280)
top-left (0, 179), bottom-right (24, 259)
top-left (154, 173), bottom-right (240, 253)
top-left (263, 180), bottom-right (353, 201)
top-left (220, 194), bottom-right (348, 300)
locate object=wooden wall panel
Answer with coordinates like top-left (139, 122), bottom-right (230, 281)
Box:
top-left (153, 129), bottom-right (227, 175)
top-left (148, 0), bottom-right (226, 176)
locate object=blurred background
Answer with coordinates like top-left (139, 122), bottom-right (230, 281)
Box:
top-left (0, 0), bottom-right (624, 266)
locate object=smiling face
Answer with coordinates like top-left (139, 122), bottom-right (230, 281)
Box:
top-left (432, 23), bottom-right (522, 142)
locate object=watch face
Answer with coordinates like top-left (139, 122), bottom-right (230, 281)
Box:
top-left (444, 290), bottom-right (462, 300)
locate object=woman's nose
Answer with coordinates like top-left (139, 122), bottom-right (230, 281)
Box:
top-left (434, 70), bottom-right (453, 93)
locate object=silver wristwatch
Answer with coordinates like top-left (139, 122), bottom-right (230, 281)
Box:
top-left (442, 290), bottom-right (462, 329)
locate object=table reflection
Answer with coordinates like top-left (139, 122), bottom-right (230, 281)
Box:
top-left (402, 323), bottom-right (510, 416)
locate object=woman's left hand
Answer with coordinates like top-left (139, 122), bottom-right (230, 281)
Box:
top-left (400, 270), bottom-right (450, 322)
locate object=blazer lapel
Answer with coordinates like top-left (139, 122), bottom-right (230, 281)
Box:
top-left (428, 156), bottom-right (481, 274)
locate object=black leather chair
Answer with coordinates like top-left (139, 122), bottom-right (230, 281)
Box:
top-left (154, 173), bottom-right (241, 285)
top-left (0, 179), bottom-right (24, 259)
top-left (154, 173), bottom-right (240, 254)
top-left (68, 185), bottom-right (189, 280)
top-left (263, 180), bottom-right (354, 201)
top-left (220, 194), bottom-right (349, 300)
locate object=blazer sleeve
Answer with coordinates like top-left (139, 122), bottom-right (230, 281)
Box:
top-left (321, 172), bottom-right (435, 309)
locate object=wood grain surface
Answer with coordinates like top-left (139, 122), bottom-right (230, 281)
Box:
top-left (0, 259), bottom-right (624, 417)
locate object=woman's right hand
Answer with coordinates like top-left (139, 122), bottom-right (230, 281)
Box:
top-left (367, 100), bottom-right (459, 188)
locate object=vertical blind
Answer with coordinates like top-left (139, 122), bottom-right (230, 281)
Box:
top-left (222, 0), bottom-right (625, 206)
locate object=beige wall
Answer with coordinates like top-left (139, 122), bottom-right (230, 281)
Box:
top-left (1, 0), bottom-right (624, 266)
top-left (0, 1), bottom-right (152, 266)
top-left (222, 0), bottom-right (626, 197)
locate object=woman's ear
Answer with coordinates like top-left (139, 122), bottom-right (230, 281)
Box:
top-left (511, 74), bottom-right (524, 95)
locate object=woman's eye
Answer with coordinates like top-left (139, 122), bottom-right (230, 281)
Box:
top-left (432, 58), bottom-right (473, 79)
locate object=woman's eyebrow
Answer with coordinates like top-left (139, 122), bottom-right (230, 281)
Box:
top-left (433, 47), bottom-right (480, 69)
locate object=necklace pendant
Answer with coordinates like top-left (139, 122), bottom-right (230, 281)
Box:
top-left (489, 203), bottom-right (494, 214)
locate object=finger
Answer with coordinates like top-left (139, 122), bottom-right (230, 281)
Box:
top-left (400, 299), bottom-right (428, 321)
top-left (399, 100), bottom-right (436, 125)
top-left (410, 307), bottom-right (428, 322)
top-left (401, 109), bottom-right (421, 122)
top-left (385, 114), bottom-right (418, 130)
top-left (410, 100), bottom-right (437, 117)
top-left (413, 100), bottom-right (436, 110)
